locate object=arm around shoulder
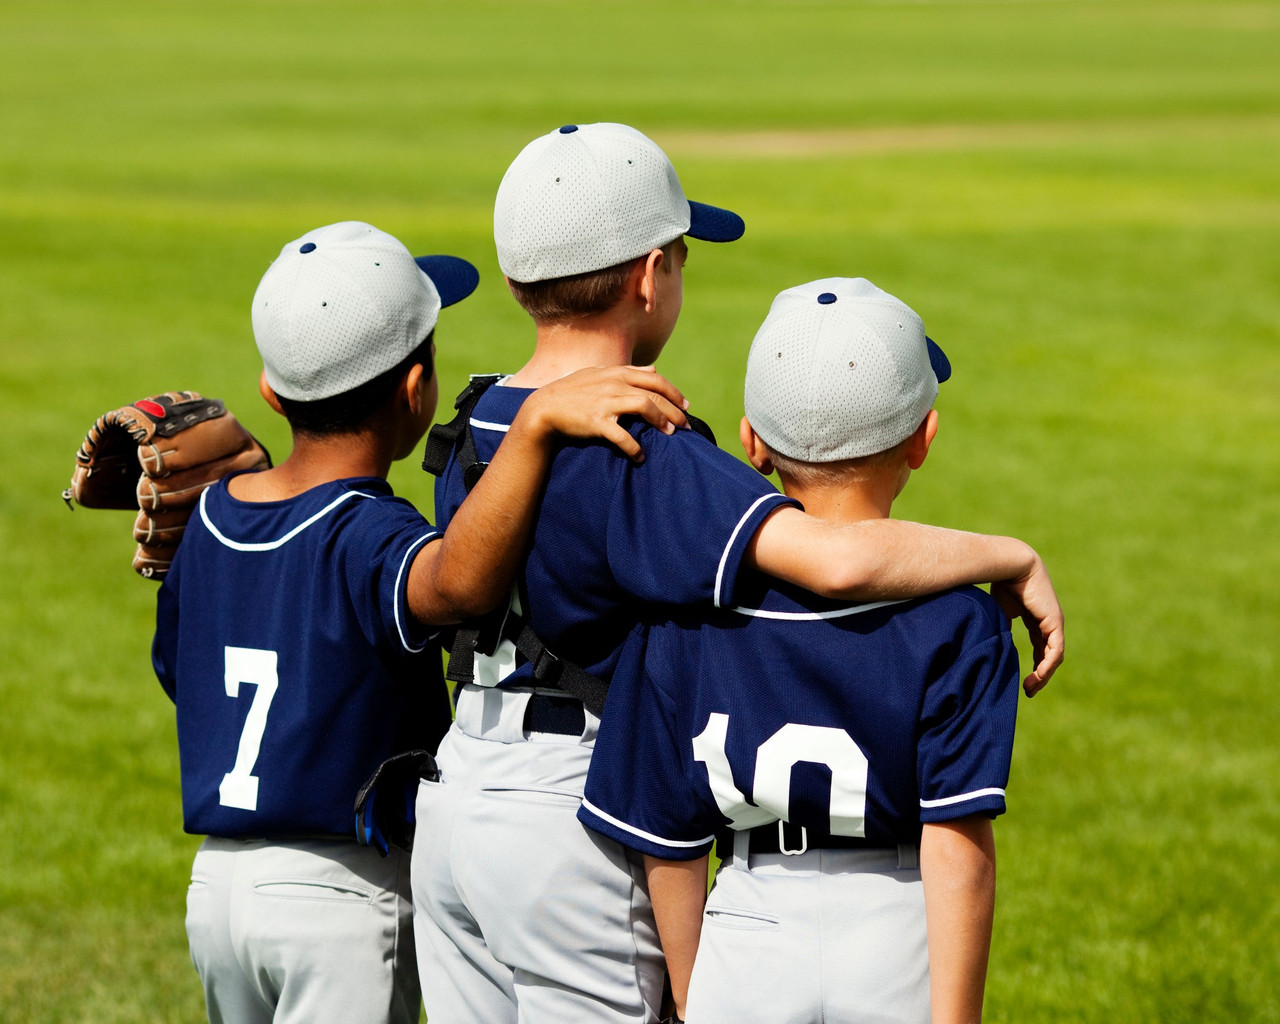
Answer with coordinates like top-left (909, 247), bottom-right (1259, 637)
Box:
top-left (406, 365), bottom-right (691, 625)
top-left (746, 508), bottom-right (1063, 693)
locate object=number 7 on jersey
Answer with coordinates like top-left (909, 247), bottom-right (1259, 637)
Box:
top-left (218, 646), bottom-right (279, 811)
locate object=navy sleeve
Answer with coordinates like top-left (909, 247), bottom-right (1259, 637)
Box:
top-left (342, 495), bottom-right (441, 658)
top-left (580, 626), bottom-right (720, 860)
top-left (917, 593), bottom-right (1020, 822)
top-left (605, 427), bottom-right (798, 610)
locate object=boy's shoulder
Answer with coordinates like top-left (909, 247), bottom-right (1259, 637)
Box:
top-left (192, 474), bottom-right (431, 551)
top-left (912, 583), bottom-right (1010, 641)
top-left (725, 575), bottom-right (1007, 639)
top-left (464, 377), bottom-right (752, 485)
top-left (631, 580), bottom-right (1012, 706)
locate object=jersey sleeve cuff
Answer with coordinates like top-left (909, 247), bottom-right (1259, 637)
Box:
top-left (919, 787), bottom-right (1007, 822)
top-left (713, 492), bottom-right (801, 608)
top-left (394, 530), bottom-right (441, 652)
top-left (577, 799), bottom-right (715, 861)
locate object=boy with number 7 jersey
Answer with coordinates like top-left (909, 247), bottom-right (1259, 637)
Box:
top-left (150, 221), bottom-right (689, 1024)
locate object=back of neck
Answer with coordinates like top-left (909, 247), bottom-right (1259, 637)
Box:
top-left (778, 476), bottom-right (896, 525)
top-left (228, 432), bottom-right (389, 502)
top-left (506, 319), bottom-right (636, 388)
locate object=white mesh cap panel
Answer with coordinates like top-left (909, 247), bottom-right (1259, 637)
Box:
top-left (744, 278), bottom-right (940, 462)
top-left (494, 123), bottom-right (692, 282)
top-left (251, 221), bottom-right (442, 401)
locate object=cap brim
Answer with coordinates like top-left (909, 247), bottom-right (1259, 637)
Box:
top-left (926, 337), bottom-right (951, 384)
top-left (415, 255), bottom-right (480, 307)
top-left (688, 201), bottom-right (745, 243)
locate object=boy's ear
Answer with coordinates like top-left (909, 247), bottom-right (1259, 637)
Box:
top-left (739, 416), bottom-right (775, 476)
top-left (258, 370), bottom-right (285, 416)
top-left (403, 362), bottom-right (426, 415)
top-left (905, 409), bottom-right (939, 471)
top-left (636, 248), bottom-right (664, 313)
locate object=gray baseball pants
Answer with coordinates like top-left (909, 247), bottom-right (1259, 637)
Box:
top-left (411, 685), bottom-right (664, 1024)
top-left (186, 836), bottom-right (419, 1024)
top-left (686, 834), bottom-right (928, 1024)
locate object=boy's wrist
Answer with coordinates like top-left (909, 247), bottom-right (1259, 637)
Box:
top-left (507, 395), bottom-right (557, 449)
top-left (982, 534), bottom-right (1035, 582)
top-left (1006, 537), bottom-right (1037, 580)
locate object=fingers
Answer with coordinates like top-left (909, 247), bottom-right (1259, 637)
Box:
top-left (1023, 616), bottom-right (1064, 696)
top-left (618, 365), bottom-right (690, 412)
top-left (629, 391), bottom-right (687, 435)
top-left (535, 366), bottom-right (691, 439)
top-left (989, 572), bottom-right (1064, 697)
top-left (602, 421), bottom-right (645, 463)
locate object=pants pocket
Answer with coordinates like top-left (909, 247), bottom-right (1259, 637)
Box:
top-left (252, 878), bottom-right (374, 903)
top-left (702, 906), bottom-right (781, 932)
top-left (478, 785), bottom-right (582, 807)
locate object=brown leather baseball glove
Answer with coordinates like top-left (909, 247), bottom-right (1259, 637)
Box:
top-left (63, 391), bottom-right (271, 578)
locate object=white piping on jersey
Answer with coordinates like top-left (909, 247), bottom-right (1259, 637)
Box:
top-left (729, 598), bottom-right (910, 621)
top-left (920, 787), bottom-right (1006, 809)
top-left (468, 418), bottom-right (511, 434)
top-left (199, 488), bottom-right (380, 551)
top-left (393, 531), bottom-right (443, 653)
top-left (714, 494), bottom-right (789, 608)
top-left (580, 798), bottom-right (715, 851)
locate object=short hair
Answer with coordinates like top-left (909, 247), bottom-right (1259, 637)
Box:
top-left (276, 332), bottom-right (434, 436)
top-left (506, 239), bottom-right (681, 325)
top-left (764, 434), bottom-right (913, 488)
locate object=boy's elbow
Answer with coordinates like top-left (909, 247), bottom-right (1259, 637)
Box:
top-left (799, 552), bottom-right (883, 600)
top-left (430, 575), bottom-right (500, 622)
top-left (820, 559), bottom-right (880, 599)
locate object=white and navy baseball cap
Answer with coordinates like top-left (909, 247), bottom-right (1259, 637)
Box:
top-left (251, 221), bottom-right (479, 401)
top-left (494, 122), bottom-right (745, 283)
top-left (744, 278), bottom-right (951, 462)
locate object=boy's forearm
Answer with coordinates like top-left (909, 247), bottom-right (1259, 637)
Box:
top-left (921, 818), bottom-right (996, 1024)
top-left (407, 407), bottom-right (554, 624)
top-left (645, 854), bottom-right (708, 1021)
top-left (749, 509), bottom-right (1034, 600)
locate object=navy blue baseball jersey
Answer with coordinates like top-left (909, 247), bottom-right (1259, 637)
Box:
top-left (579, 576), bottom-right (1020, 859)
top-left (433, 380), bottom-right (799, 687)
top-left (152, 476), bottom-right (452, 838)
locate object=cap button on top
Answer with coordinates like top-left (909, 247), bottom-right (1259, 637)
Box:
top-left (559, 125), bottom-right (579, 134)
top-left (299, 242), bottom-right (317, 254)
top-left (817, 292), bottom-right (837, 304)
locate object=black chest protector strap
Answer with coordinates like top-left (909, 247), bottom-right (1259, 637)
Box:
top-left (421, 374), bottom-right (504, 482)
top-left (446, 619), bottom-right (611, 718)
top-left (685, 413), bottom-right (717, 447)
top-left (424, 381), bottom-right (717, 721)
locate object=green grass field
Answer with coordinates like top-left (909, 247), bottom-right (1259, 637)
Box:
top-left (2, 1), bottom-right (1278, 1020)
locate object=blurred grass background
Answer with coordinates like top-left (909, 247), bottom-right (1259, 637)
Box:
top-left (2, 1), bottom-right (1278, 1021)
